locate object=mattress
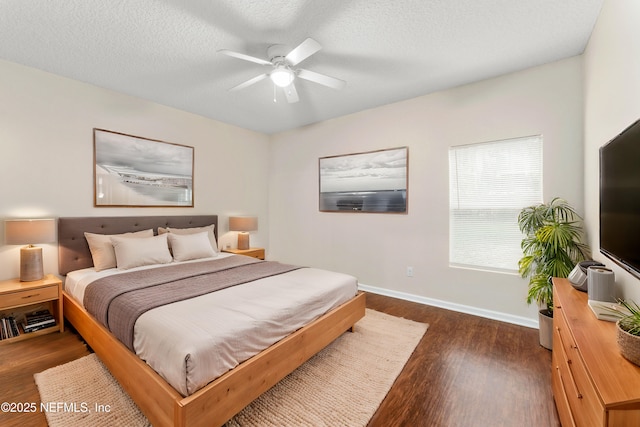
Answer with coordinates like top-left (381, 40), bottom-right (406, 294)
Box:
top-left (64, 253), bottom-right (358, 396)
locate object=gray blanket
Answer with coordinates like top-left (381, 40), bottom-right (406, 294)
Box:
top-left (83, 256), bottom-right (301, 350)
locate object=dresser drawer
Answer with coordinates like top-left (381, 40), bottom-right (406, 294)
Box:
top-left (0, 285), bottom-right (58, 309)
top-left (564, 347), bottom-right (604, 426)
top-left (552, 350), bottom-right (577, 427)
top-left (554, 306), bottom-right (577, 363)
top-left (554, 306), bottom-right (604, 427)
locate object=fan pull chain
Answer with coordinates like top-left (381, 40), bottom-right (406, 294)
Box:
top-left (273, 83), bottom-right (277, 103)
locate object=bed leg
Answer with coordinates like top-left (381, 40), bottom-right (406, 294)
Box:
top-left (348, 325), bottom-right (355, 333)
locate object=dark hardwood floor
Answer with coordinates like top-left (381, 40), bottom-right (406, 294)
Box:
top-left (0, 292), bottom-right (559, 427)
top-left (366, 293), bottom-right (560, 427)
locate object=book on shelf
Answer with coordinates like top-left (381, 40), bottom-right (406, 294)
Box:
top-left (1, 318), bottom-right (7, 340)
top-left (23, 319), bottom-right (56, 333)
top-left (0, 309), bottom-right (57, 339)
top-left (0, 316), bottom-right (20, 340)
top-left (25, 314), bottom-right (55, 323)
top-left (25, 309), bottom-right (52, 321)
top-left (22, 309), bottom-right (56, 333)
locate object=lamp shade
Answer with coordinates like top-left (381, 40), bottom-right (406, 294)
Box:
top-left (5, 219), bottom-right (56, 282)
top-left (229, 216), bottom-right (258, 232)
top-left (5, 218), bottom-right (56, 245)
top-left (229, 216), bottom-right (257, 250)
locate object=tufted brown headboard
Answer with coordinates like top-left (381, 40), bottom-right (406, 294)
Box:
top-left (58, 215), bottom-right (218, 275)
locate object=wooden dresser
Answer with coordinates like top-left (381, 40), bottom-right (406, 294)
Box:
top-left (552, 278), bottom-right (640, 427)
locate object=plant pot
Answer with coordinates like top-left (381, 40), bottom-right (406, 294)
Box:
top-left (539, 309), bottom-right (553, 350)
top-left (616, 320), bottom-right (640, 367)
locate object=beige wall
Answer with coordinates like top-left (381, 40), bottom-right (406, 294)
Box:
top-left (584, 0), bottom-right (640, 303)
top-left (0, 59), bottom-right (270, 280)
top-left (269, 57), bottom-right (585, 326)
top-left (0, 51), bottom-right (588, 327)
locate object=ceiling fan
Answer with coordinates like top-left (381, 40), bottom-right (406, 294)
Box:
top-left (218, 38), bottom-right (346, 103)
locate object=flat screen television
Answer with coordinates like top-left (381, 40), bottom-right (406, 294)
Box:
top-left (600, 118), bottom-right (640, 279)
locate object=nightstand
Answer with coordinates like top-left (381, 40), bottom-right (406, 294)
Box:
top-left (0, 274), bottom-right (63, 344)
top-left (223, 247), bottom-right (265, 260)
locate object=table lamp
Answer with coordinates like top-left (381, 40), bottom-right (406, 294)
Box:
top-left (5, 218), bottom-right (56, 281)
top-left (229, 216), bottom-right (257, 250)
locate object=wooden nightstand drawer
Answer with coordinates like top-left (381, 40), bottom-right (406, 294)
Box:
top-left (223, 247), bottom-right (265, 260)
top-left (0, 285), bottom-right (58, 309)
top-left (241, 249), bottom-right (264, 259)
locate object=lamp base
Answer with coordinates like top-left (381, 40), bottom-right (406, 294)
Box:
top-left (20, 245), bottom-right (44, 282)
top-left (237, 232), bottom-right (250, 250)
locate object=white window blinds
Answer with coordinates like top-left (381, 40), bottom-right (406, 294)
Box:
top-left (448, 135), bottom-right (543, 272)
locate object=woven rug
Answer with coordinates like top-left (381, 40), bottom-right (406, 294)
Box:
top-left (35, 309), bottom-right (427, 427)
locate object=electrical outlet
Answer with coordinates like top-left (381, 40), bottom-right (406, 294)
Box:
top-left (406, 266), bottom-right (414, 277)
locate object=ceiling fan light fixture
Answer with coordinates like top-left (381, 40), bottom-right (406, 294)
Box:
top-left (220, 38), bottom-right (345, 103)
top-left (270, 66), bottom-right (294, 87)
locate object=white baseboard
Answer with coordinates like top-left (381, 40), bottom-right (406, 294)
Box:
top-left (358, 283), bottom-right (538, 329)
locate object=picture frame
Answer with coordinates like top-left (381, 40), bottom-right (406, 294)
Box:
top-left (93, 128), bottom-right (194, 207)
top-left (319, 146), bottom-right (408, 213)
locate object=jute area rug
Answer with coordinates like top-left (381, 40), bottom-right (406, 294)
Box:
top-left (35, 309), bottom-right (427, 427)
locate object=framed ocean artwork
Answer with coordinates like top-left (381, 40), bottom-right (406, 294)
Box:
top-left (319, 147), bottom-right (408, 213)
top-left (93, 129), bottom-right (194, 207)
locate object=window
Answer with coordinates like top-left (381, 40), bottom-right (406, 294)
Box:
top-left (448, 135), bottom-right (542, 273)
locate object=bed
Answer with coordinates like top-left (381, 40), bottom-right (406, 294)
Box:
top-left (58, 215), bottom-right (366, 427)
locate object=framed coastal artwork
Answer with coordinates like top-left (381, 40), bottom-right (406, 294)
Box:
top-left (93, 129), bottom-right (194, 207)
top-left (319, 146), bottom-right (408, 213)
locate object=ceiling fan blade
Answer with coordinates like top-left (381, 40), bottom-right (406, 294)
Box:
top-left (284, 82), bottom-right (300, 103)
top-left (297, 69), bottom-right (346, 90)
top-left (285, 38), bottom-right (322, 66)
top-left (218, 49), bottom-right (272, 66)
top-left (229, 73), bottom-right (268, 91)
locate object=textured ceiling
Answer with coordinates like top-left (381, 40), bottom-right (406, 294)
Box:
top-left (0, 0), bottom-right (603, 134)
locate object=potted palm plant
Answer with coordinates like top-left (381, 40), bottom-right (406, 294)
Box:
top-left (518, 197), bottom-right (590, 349)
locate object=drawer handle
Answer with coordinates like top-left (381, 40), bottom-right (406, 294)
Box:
top-left (21, 293), bottom-right (40, 299)
top-left (565, 359), bottom-right (583, 399)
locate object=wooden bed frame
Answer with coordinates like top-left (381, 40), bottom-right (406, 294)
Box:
top-left (58, 215), bottom-right (366, 427)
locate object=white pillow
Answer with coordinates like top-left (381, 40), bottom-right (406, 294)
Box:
top-left (84, 229), bottom-right (154, 271)
top-left (158, 224), bottom-right (218, 252)
top-left (167, 231), bottom-right (217, 262)
top-left (110, 233), bottom-right (172, 270)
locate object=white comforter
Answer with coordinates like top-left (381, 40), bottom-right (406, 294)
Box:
top-left (65, 254), bottom-right (358, 396)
